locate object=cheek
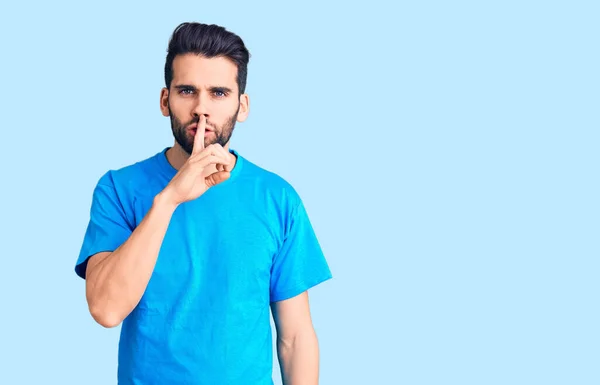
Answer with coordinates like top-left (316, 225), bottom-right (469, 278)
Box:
top-left (224, 102), bottom-right (240, 120)
top-left (170, 103), bottom-right (192, 122)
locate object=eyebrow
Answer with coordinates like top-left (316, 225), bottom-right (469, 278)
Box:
top-left (173, 84), bottom-right (233, 94)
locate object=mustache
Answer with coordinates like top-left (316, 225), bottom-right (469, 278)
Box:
top-left (181, 117), bottom-right (216, 131)
top-left (190, 118), bottom-right (216, 129)
top-left (168, 104), bottom-right (217, 129)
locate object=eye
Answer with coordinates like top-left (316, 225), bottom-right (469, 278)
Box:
top-left (214, 90), bottom-right (227, 98)
top-left (179, 89), bottom-right (194, 95)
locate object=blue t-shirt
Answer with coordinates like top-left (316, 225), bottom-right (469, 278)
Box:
top-left (75, 147), bottom-right (332, 384)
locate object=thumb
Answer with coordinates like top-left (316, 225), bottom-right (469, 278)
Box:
top-left (205, 171), bottom-right (231, 187)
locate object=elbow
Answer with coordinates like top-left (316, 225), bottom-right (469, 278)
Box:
top-left (89, 305), bottom-right (123, 328)
top-left (278, 327), bottom-right (318, 352)
top-left (86, 283), bottom-right (125, 328)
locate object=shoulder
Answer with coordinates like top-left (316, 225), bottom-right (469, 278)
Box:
top-left (95, 149), bottom-right (165, 190)
top-left (237, 153), bottom-right (303, 208)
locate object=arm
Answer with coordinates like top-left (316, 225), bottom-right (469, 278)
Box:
top-left (85, 192), bottom-right (177, 328)
top-left (85, 116), bottom-right (233, 328)
top-left (271, 291), bottom-right (320, 385)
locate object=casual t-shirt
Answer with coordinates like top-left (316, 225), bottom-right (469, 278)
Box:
top-left (75, 147), bottom-right (332, 384)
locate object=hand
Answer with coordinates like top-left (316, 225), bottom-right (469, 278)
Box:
top-left (161, 115), bottom-right (234, 206)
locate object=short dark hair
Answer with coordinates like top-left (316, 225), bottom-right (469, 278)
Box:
top-left (164, 22), bottom-right (251, 94)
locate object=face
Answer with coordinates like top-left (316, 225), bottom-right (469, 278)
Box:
top-left (160, 54), bottom-right (249, 154)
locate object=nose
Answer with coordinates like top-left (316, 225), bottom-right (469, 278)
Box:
top-left (191, 96), bottom-right (209, 121)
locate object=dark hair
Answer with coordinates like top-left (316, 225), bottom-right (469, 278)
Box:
top-left (164, 22), bottom-right (251, 94)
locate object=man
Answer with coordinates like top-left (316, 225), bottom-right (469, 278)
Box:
top-left (75, 22), bottom-right (332, 384)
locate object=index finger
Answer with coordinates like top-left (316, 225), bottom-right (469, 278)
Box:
top-left (192, 115), bottom-right (206, 154)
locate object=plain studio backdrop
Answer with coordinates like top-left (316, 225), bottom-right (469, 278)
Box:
top-left (0, 1), bottom-right (598, 384)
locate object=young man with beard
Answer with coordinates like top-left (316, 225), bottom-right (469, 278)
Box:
top-left (75, 22), bottom-right (332, 384)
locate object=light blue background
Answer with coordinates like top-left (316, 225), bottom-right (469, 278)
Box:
top-left (0, 1), bottom-right (598, 384)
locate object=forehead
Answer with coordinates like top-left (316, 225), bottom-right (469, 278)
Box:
top-left (171, 54), bottom-right (238, 88)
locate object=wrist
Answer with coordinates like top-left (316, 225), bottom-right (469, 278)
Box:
top-left (154, 189), bottom-right (180, 212)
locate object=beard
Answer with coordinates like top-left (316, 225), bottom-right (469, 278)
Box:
top-left (169, 103), bottom-right (239, 155)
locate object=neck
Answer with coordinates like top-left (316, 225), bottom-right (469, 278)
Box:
top-left (166, 141), bottom-right (236, 172)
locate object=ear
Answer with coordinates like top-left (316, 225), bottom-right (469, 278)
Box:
top-left (160, 87), bottom-right (170, 117)
top-left (236, 93), bottom-right (250, 122)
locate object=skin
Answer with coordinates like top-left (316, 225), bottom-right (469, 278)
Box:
top-left (272, 291), bottom-right (321, 385)
top-left (85, 53), bottom-right (321, 383)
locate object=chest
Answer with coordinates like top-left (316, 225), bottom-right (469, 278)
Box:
top-left (132, 193), bottom-right (282, 312)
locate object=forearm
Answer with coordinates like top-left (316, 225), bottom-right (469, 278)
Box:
top-left (86, 191), bottom-right (178, 327)
top-left (278, 328), bottom-right (320, 385)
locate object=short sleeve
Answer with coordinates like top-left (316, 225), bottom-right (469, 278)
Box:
top-left (74, 174), bottom-right (133, 279)
top-left (270, 201), bottom-right (332, 302)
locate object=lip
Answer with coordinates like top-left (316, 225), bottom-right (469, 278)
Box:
top-left (188, 123), bottom-right (214, 135)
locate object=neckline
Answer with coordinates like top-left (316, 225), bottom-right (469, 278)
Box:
top-left (156, 146), bottom-right (244, 185)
